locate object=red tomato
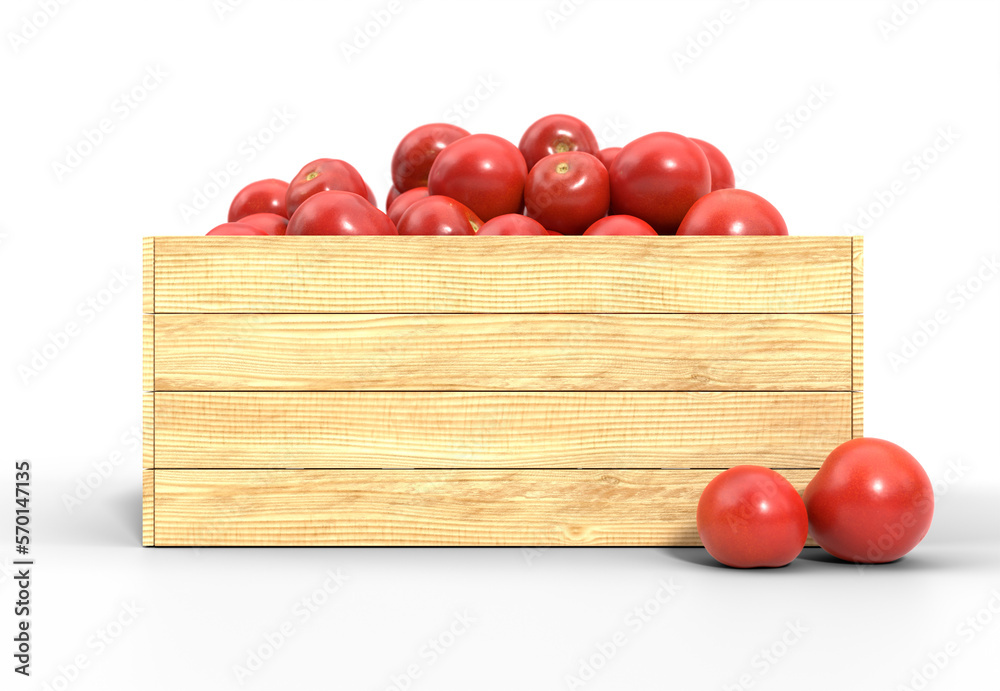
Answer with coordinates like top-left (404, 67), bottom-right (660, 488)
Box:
top-left (547, 230), bottom-right (563, 236)
top-left (207, 222), bottom-right (269, 236)
top-left (697, 466), bottom-right (808, 568)
top-left (386, 185), bottom-right (402, 211)
top-left (518, 114), bottom-right (599, 171)
top-left (677, 189), bottom-right (787, 236)
top-left (690, 138), bottom-right (735, 191)
top-left (477, 214), bottom-right (547, 236)
top-left (285, 190), bottom-right (397, 236)
top-left (583, 215), bottom-right (657, 236)
top-left (228, 179), bottom-right (288, 221)
top-left (609, 132), bottom-right (711, 235)
top-left (387, 187), bottom-right (430, 227)
top-left (396, 195), bottom-right (482, 236)
top-left (805, 438), bottom-right (934, 563)
top-left (427, 134), bottom-right (527, 222)
top-left (286, 159), bottom-right (368, 217)
top-left (524, 152), bottom-right (610, 235)
top-left (236, 213), bottom-right (288, 236)
top-left (596, 147), bottom-right (622, 170)
top-left (364, 182), bottom-right (377, 206)
top-left (391, 123), bottom-right (470, 191)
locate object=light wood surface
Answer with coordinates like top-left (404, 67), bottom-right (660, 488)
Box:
top-left (852, 235), bottom-right (864, 314)
top-left (152, 313), bottom-right (853, 391)
top-left (143, 393), bottom-right (153, 469)
top-left (853, 313), bottom-right (864, 393)
top-left (143, 237), bottom-right (153, 313)
top-left (143, 470), bottom-right (153, 546)
top-left (153, 468), bottom-right (818, 546)
top-left (151, 236), bottom-right (853, 314)
top-left (152, 391), bottom-right (848, 469)
top-left (853, 391), bottom-right (864, 438)
top-left (143, 314), bottom-right (153, 392)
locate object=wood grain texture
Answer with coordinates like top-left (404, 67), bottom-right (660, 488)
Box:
top-left (151, 236), bottom-right (853, 314)
top-left (853, 391), bottom-right (864, 438)
top-left (152, 391), bottom-right (849, 469)
top-left (853, 313), bottom-right (864, 393)
top-left (143, 237), bottom-right (153, 313)
top-left (143, 393), bottom-right (154, 469)
top-left (153, 313), bottom-right (853, 391)
top-left (143, 314), bottom-right (153, 392)
top-left (153, 469), bottom-right (819, 546)
top-left (143, 470), bottom-right (153, 546)
top-left (852, 235), bottom-right (863, 314)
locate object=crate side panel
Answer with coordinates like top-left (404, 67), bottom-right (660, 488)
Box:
top-left (154, 391), bottom-right (849, 469)
top-left (152, 236), bottom-right (853, 313)
top-left (153, 469), bottom-right (818, 546)
top-left (153, 314), bottom-right (853, 391)
top-left (143, 469), bottom-right (154, 546)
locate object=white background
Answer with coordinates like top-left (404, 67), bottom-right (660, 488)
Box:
top-left (2, 0), bottom-right (999, 689)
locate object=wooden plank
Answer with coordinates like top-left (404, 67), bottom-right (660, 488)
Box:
top-left (143, 314), bottom-right (153, 391)
top-left (143, 393), bottom-right (154, 469)
top-left (853, 391), bottom-right (864, 438)
top-left (153, 391), bottom-right (849, 469)
top-left (853, 313), bottom-right (864, 393)
top-left (153, 313), bottom-right (853, 391)
top-left (852, 235), bottom-right (863, 315)
top-left (143, 237), bottom-right (154, 313)
top-left (153, 469), bottom-right (819, 546)
top-left (143, 469), bottom-right (154, 546)
top-left (151, 236), bottom-right (853, 314)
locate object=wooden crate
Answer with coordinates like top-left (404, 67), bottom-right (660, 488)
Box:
top-left (142, 235), bottom-right (863, 546)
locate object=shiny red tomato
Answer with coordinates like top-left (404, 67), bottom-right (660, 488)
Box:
top-left (285, 158), bottom-right (368, 217)
top-left (391, 123), bottom-right (470, 191)
top-left (518, 114), bottom-right (599, 171)
top-left (697, 466), bottom-right (808, 568)
top-left (690, 138), bottom-right (735, 191)
top-left (427, 134), bottom-right (527, 222)
top-left (805, 438), bottom-right (934, 563)
top-left (609, 132), bottom-right (711, 235)
top-left (364, 182), bottom-right (377, 206)
top-left (386, 185), bottom-right (402, 211)
top-left (583, 215), bottom-right (657, 236)
top-left (236, 212), bottom-right (288, 236)
top-left (228, 179), bottom-right (288, 221)
top-left (285, 190), bottom-right (396, 236)
top-left (206, 222), bottom-right (269, 236)
top-left (524, 152), bottom-right (609, 235)
top-left (596, 147), bottom-right (622, 170)
top-left (477, 214), bottom-right (547, 236)
top-left (387, 187), bottom-right (430, 227)
top-left (396, 195), bottom-right (482, 236)
top-left (677, 189), bottom-right (787, 236)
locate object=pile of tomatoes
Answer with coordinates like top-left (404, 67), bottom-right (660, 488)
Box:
top-left (207, 114), bottom-right (788, 237)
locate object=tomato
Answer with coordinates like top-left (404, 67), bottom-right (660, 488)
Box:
top-left (364, 182), bottom-right (377, 206)
top-left (547, 230), bottom-right (563, 236)
top-left (285, 190), bottom-right (397, 235)
top-left (207, 222), bottom-right (269, 236)
top-left (427, 134), bottom-right (527, 222)
top-left (676, 189), bottom-right (787, 236)
top-left (236, 212), bottom-right (288, 236)
top-left (391, 123), bottom-right (470, 191)
top-left (524, 152), bottom-right (609, 235)
top-left (387, 187), bottom-right (430, 227)
top-left (477, 214), bottom-right (547, 236)
top-left (609, 132), bottom-right (711, 235)
top-left (518, 114), bottom-right (599, 171)
top-left (386, 185), bottom-right (402, 211)
top-left (286, 158), bottom-right (368, 217)
top-left (596, 147), bottom-right (622, 170)
top-left (805, 438), bottom-right (934, 563)
top-left (690, 138), bottom-right (735, 191)
top-left (396, 195), bottom-right (482, 236)
top-left (697, 466), bottom-right (808, 568)
top-left (228, 179), bottom-right (288, 221)
top-left (582, 215), bottom-right (657, 236)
